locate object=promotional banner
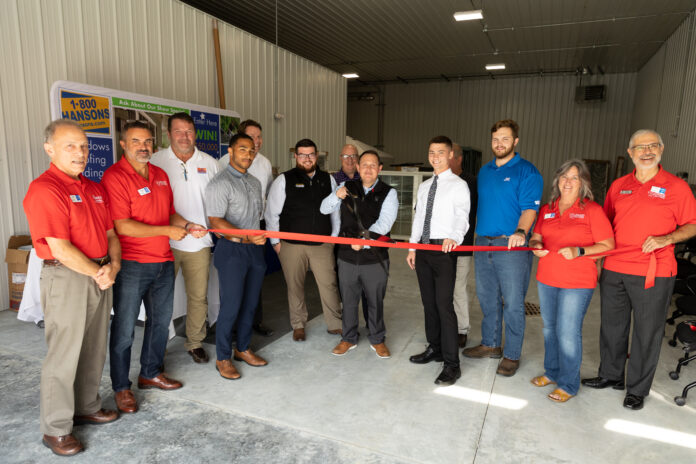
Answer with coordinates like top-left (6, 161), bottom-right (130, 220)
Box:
top-left (50, 81), bottom-right (240, 181)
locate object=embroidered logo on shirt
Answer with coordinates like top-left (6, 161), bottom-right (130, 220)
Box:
top-left (155, 180), bottom-right (168, 187)
top-left (295, 183), bottom-right (305, 188)
top-left (503, 177), bottom-right (511, 182)
top-left (69, 194), bottom-right (82, 203)
top-left (534, 200), bottom-right (540, 205)
top-left (648, 186), bottom-right (666, 199)
top-left (544, 213), bottom-right (555, 219)
top-left (620, 190), bottom-right (632, 195)
top-left (92, 195), bottom-right (104, 203)
top-left (138, 187), bottom-right (151, 196)
top-left (569, 213), bottom-right (585, 219)
top-left (197, 167), bottom-right (207, 174)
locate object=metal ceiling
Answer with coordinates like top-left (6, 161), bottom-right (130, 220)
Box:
top-left (182, 0), bottom-right (696, 84)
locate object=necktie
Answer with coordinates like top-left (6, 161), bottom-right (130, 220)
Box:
top-left (421, 175), bottom-right (438, 244)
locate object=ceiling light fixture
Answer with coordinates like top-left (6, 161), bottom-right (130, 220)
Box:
top-left (342, 73), bottom-right (359, 78)
top-left (485, 64), bottom-right (506, 71)
top-left (454, 10), bottom-right (483, 21)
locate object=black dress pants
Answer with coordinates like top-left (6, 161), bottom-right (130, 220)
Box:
top-left (415, 249), bottom-right (459, 368)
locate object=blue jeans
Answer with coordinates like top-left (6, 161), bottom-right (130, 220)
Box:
top-left (474, 236), bottom-right (532, 360)
top-left (110, 260), bottom-right (174, 392)
top-left (214, 239), bottom-right (266, 360)
top-left (537, 282), bottom-right (594, 395)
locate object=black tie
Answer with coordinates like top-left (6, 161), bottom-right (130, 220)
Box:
top-left (422, 175), bottom-right (438, 244)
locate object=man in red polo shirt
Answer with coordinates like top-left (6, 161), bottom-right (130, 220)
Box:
top-left (24, 119), bottom-right (122, 456)
top-left (101, 121), bottom-right (207, 414)
top-left (582, 129), bottom-right (696, 410)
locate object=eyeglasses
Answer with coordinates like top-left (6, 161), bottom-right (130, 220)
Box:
top-left (296, 153), bottom-right (317, 160)
top-left (630, 143), bottom-right (661, 153)
top-left (340, 154), bottom-right (357, 159)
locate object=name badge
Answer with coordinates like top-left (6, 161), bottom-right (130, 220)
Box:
top-left (295, 183), bottom-right (305, 188)
top-left (69, 194), bottom-right (82, 203)
top-left (650, 186), bottom-right (666, 195)
top-left (544, 213), bottom-right (555, 219)
top-left (138, 187), bottom-right (151, 196)
top-left (197, 167), bottom-right (207, 174)
top-left (620, 190), bottom-right (632, 195)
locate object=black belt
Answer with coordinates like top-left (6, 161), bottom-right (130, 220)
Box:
top-left (421, 239), bottom-right (445, 245)
top-left (43, 256), bottom-right (110, 267)
top-left (484, 235), bottom-right (507, 240)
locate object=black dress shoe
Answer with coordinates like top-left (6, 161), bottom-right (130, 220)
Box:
top-left (435, 366), bottom-right (461, 386)
top-left (581, 376), bottom-right (625, 390)
top-left (253, 323), bottom-right (274, 337)
top-left (623, 393), bottom-right (644, 410)
top-left (409, 346), bottom-right (444, 364)
top-left (458, 334), bottom-right (468, 348)
top-left (188, 347), bottom-right (209, 363)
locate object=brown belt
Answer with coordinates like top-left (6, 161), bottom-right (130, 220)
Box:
top-left (43, 256), bottom-right (111, 267)
top-left (484, 235), bottom-right (508, 240)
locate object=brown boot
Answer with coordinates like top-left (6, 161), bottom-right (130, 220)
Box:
top-left (216, 359), bottom-right (241, 380)
top-left (462, 344), bottom-right (502, 359)
top-left (233, 348), bottom-right (268, 367)
top-left (42, 434), bottom-right (83, 456)
top-left (496, 357), bottom-right (520, 376)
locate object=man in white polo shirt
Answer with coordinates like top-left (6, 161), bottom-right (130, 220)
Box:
top-left (151, 112), bottom-right (219, 363)
top-left (219, 119), bottom-right (275, 336)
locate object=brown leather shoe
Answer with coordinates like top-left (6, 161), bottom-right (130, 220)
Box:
top-left (370, 343), bottom-right (391, 359)
top-left (42, 434), bottom-right (83, 456)
top-left (187, 347), bottom-right (209, 364)
top-left (216, 359), bottom-right (241, 380)
top-left (114, 390), bottom-right (138, 414)
top-left (137, 374), bottom-right (183, 390)
top-left (327, 328), bottom-right (343, 335)
top-left (332, 341), bottom-right (357, 356)
top-left (497, 357), bottom-right (520, 377)
top-left (293, 328), bottom-right (306, 341)
top-left (462, 344), bottom-right (502, 359)
top-left (234, 348), bottom-right (268, 366)
top-left (458, 334), bottom-right (468, 348)
top-left (73, 408), bottom-right (119, 425)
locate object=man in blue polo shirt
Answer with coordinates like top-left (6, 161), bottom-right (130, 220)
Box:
top-left (463, 119), bottom-right (542, 377)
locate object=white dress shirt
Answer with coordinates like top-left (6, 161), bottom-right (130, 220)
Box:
top-left (265, 171), bottom-right (340, 245)
top-left (409, 169), bottom-right (470, 248)
top-left (150, 146), bottom-right (219, 251)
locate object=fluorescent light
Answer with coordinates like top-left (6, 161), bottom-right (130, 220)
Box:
top-left (605, 419), bottom-right (696, 450)
top-left (433, 386), bottom-right (528, 410)
top-left (454, 10), bottom-right (483, 21)
top-left (342, 73), bottom-right (359, 79)
top-left (486, 63), bottom-right (506, 71)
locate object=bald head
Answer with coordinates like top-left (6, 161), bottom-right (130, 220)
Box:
top-left (449, 143), bottom-right (463, 175)
top-left (340, 144), bottom-right (359, 177)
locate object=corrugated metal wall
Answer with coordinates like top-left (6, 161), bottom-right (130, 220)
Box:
top-left (0, 0), bottom-right (346, 310)
top-left (632, 13), bottom-right (696, 176)
top-left (349, 73), bottom-right (637, 195)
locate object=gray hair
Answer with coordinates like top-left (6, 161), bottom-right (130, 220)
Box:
top-left (549, 159), bottom-right (594, 205)
top-left (44, 119), bottom-right (83, 143)
top-left (628, 129), bottom-right (663, 149)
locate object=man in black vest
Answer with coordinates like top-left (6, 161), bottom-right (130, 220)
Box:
top-left (320, 151), bottom-right (398, 358)
top-left (265, 139), bottom-right (343, 341)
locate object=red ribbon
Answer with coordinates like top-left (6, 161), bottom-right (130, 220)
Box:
top-left (207, 229), bottom-right (657, 288)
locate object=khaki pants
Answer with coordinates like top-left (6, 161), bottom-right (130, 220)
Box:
top-left (172, 247), bottom-right (211, 350)
top-left (278, 241), bottom-right (342, 330)
top-left (39, 264), bottom-right (111, 436)
top-left (453, 256), bottom-right (472, 334)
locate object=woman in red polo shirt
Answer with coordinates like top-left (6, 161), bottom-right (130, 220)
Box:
top-left (529, 159), bottom-right (615, 402)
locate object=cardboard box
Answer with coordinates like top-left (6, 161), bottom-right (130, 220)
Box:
top-left (5, 235), bottom-right (32, 311)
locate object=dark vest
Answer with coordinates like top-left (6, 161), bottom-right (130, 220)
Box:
top-left (337, 179), bottom-right (393, 265)
top-left (279, 167), bottom-right (333, 245)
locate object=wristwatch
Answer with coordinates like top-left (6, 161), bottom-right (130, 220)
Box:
top-left (514, 228), bottom-right (526, 236)
top-left (578, 247), bottom-right (586, 257)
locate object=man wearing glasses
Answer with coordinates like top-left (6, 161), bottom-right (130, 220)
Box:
top-left (151, 112), bottom-right (219, 364)
top-left (101, 121), bottom-right (207, 414)
top-left (582, 130), bottom-right (696, 410)
top-left (333, 144), bottom-right (360, 184)
top-left (265, 139), bottom-right (343, 341)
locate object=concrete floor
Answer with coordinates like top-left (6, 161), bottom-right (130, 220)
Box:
top-left (1, 249), bottom-right (695, 463)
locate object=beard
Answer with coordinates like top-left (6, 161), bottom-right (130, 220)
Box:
top-left (296, 161), bottom-right (317, 174)
top-left (493, 145), bottom-right (514, 159)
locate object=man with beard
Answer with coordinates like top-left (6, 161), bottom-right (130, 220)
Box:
top-left (24, 120), bottom-right (121, 456)
top-left (463, 119), bottom-right (542, 377)
top-left (101, 121), bottom-right (207, 413)
top-left (265, 138), bottom-right (342, 341)
top-left (206, 133), bottom-right (268, 379)
top-left (151, 113), bottom-right (219, 364)
top-left (218, 119), bottom-right (275, 336)
top-left (582, 130), bottom-right (696, 410)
